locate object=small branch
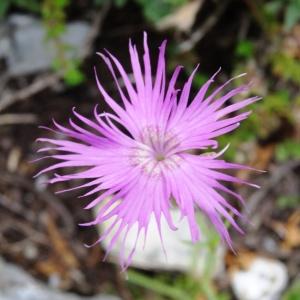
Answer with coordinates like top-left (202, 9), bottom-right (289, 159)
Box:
top-left (0, 73), bottom-right (60, 112)
top-left (0, 113), bottom-right (37, 125)
top-left (0, 217), bottom-right (48, 246)
top-left (178, 0), bottom-right (229, 53)
top-left (0, 171), bottom-right (76, 236)
top-left (81, 1), bottom-right (111, 59)
top-left (245, 160), bottom-right (300, 228)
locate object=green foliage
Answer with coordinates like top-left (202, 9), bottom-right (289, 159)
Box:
top-left (42, 0), bottom-right (85, 86)
top-left (114, 0), bottom-right (128, 7)
top-left (218, 89), bottom-right (295, 160)
top-left (127, 214), bottom-right (230, 300)
top-left (272, 53), bottom-right (300, 84)
top-left (42, 0), bottom-right (69, 38)
top-left (0, 0), bottom-right (40, 17)
top-left (192, 73), bottom-right (209, 90)
top-left (0, 0), bottom-right (188, 22)
top-left (263, 0), bottom-right (282, 16)
top-left (284, 0), bottom-right (300, 31)
top-left (94, 0), bottom-right (126, 7)
top-left (128, 270), bottom-right (189, 300)
top-left (283, 279), bottom-right (300, 300)
top-left (53, 58), bottom-right (85, 86)
top-left (263, 0), bottom-right (300, 31)
top-left (275, 140), bottom-right (300, 162)
top-left (95, 0), bottom-right (188, 21)
top-left (128, 261), bottom-right (230, 300)
top-left (276, 195), bottom-right (300, 209)
top-left (64, 62), bottom-right (85, 86)
top-left (0, 0), bottom-right (10, 17)
top-left (263, 90), bottom-right (290, 115)
top-left (135, 0), bottom-right (187, 22)
top-left (236, 40), bottom-right (254, 59)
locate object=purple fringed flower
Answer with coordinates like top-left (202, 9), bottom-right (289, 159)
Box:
top-left (36, 33), bottom-right (260, 268)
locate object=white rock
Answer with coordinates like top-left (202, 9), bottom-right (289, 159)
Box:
top-left (99, 209), bottom-right (225, 276)
top-left (0, 258), bottom-right (120, 300)
top-left (231, 257), bottom-right (288, 300)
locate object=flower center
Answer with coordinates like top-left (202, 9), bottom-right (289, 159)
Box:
top-left (129, 126), bottom-right (182, 176)
top-left (155, 153), bottom-right (165, 162)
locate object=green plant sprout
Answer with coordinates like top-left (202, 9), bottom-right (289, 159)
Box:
top-left (42, 0), bottom-right (85, 86)
top-left (127, 214), bottom-right (230, 300)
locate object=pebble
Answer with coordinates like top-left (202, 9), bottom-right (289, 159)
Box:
top-left (231, 257), bottom-right (288, 300)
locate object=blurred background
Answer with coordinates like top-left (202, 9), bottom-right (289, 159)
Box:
top-left (0, 0), bottom-right (299, 299)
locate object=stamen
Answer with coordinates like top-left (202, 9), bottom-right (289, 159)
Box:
top-left (129, 126), bottom-right (181, 176)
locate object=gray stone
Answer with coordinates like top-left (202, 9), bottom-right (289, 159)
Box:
top-left (0, 14), bottom-right (90, 76)
top-left (0, 258), bottom-right (120, 300)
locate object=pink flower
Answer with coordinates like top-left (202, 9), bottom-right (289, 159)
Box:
top-left (37, 33), bottom-right (260, 268)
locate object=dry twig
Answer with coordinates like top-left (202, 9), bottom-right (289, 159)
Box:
top-left (0, 113), bottom-right (37, 125)
top-left (0, 73), bottom-right (60, 112)
top-left (177, 0), bottom-right (229, 53)
top-left (81, 1), bottom-right (111, 59)
top-left (0, 171), bottom-right (76, 235)
top-left (245, 160), bottom-right (300, 229)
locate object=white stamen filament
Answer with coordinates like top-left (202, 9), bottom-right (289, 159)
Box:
top-left (129, 126), bottom-right (182, 176)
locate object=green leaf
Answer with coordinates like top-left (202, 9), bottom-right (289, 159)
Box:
top-left (277, 195), bottom-right (300, 209)
top-left (272, 53), bottom-right (300, 84)
top-left (263, 90), bottom-right (290, 113)
top-left (127, 270), bottom-right (189, 300)
top-left (283, 280), bottom-right (300, 300)
top-left (54, 0), bottom-right (70, 8)
top-left (64, 65), bottom-right (85, 86)
top-left (13, 0), bottom-right (40, 12)
top-left (236, 40), bottom-right (254, 59)
top-left (275, 140), bottom-right (300, 161)
top-left (264, 0), bottom-right (283, 16)
top-left (0, 0), bottom-right (10, 18)
top-left (135, 0), bottom-right (188, 23)
top-left (284, 2), bottom-right (300, 31)
top-left (0, 0), bottom-right (52, 16)
top-left (193, 73), bottom-right (209, 89)
top-left (115, 0), bottom-right (127, 7)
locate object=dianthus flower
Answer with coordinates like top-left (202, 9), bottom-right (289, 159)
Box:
top-left (37, 33), bottom-right (260, 269)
